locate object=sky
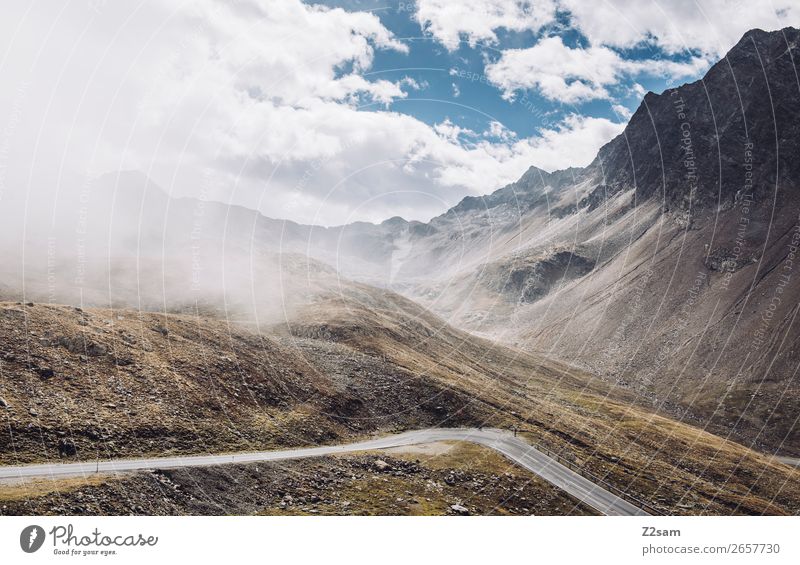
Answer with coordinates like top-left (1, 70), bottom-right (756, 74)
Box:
top-left (0, 0), bottom-right (798, 226)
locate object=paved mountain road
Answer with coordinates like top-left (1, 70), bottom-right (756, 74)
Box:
top-left (777, 456), bottom-right (800, 467)
top-left (0, 427), bottom-right (649, 516)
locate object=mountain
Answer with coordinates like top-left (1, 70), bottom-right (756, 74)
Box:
top-left (3, 26), bottom-right (800, 517)
top-left (3, 296), bottom-right (800, 515)
top-left (592, 27), bottom-right (800, 209)
top-left (3, 27), bottom-right (798, 457)
top-left (392, 26), bottom-right (800, 452)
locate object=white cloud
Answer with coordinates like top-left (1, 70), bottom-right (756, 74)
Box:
top-left (559, 0), bottom-right (800, 56)
top-left (631, 83), bottom-right (647, 97)
top-left (415, 0), bottom-right (557, 50)
top-left (416, 0), bottom-right (800, 56)
top-left (485, 36), bottom-right (708, 103)
top-left (429, 114), bottom-right (625, 188)
top-left (513, 114), bottom-right (625, 170)
top-left (612, 104), bottom-right (633, 120)
top-left (180, 0), bottom-right (410, 107)
top-left (399, 77), bottom-right (426, 91)
top-left (433, 119), bottom-right (478, 143)
top-left (317, 75), bottom-right (409, 106)
top-left (0, 0), bottom-right (629, 227)
top-left (417, 0), bottom-right (797, 104)
top-left (485, 121), bottom-right (517, 141)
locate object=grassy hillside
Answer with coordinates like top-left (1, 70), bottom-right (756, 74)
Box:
top-left (1, 291), bottom-right (799, 515)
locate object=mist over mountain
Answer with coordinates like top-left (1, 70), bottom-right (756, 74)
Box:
top-left (2, 27), bottom-right (799, 457)
top-left (394, 26), bottom-right (800, 450)
top-left (4, 6), bottom-right (800, 525)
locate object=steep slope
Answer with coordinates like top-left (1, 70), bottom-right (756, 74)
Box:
top-left (588, 27), bottom-right (800, 209)
top-left (393, 27), bottom-right (800, 453)
top-left (2, 26), bottom-right (799, 512)
top-left (3, 294), bottom-right (800, 515)
top-left (0, 300), bottom-right (488, 465)
top-left (282, 289), bottom-right (800, 515)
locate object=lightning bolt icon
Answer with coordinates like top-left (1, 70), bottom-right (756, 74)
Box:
top-left (28, 528), bottom-right (38, 550)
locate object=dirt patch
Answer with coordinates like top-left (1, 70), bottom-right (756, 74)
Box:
top-left (383, 441), bottom-right (456, 458)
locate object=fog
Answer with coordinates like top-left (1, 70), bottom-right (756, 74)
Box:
top-left (0, 170), bottom-right (356, 323)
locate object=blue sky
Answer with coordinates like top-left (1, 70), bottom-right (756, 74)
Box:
top-left (321, 1), bottom-right (709, 142)
top-left (1, 1), bottom-right (797, 225)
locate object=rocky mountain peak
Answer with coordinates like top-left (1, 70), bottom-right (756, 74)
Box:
top-left (586, 26), bottom-right (800, 212)
top-left (435, 26), bottom-right (799, 226)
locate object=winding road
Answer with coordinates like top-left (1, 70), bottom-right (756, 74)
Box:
top-left (0, 427), bottom-right (649, 516)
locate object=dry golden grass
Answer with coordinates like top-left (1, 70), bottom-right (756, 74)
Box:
top-left (287, 291), bottom-right (800, 515)
top-left (0, 475), bottom-right (117, 502)
top-left (2, 290), bottom-right (799, 515)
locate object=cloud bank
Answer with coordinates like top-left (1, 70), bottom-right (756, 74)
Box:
top-left (5, 1), bottom-right (786, 225)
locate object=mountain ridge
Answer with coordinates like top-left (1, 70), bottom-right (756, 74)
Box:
top-left (3, 26), bottom-right (798, 452)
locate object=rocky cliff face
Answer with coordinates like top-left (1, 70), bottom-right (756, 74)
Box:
top-left (583, 27), bottom-right (800, 213)
top-left (395, 27), bottom-right (800, 452)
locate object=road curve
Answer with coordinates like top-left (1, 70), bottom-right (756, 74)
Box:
top-left (0, 427), bottom-right (648, 516)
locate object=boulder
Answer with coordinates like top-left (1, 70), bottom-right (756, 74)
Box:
top-left (373, 459), bottom-right (391, 471)
top-left (58, 438), bottom-right (78, 457)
